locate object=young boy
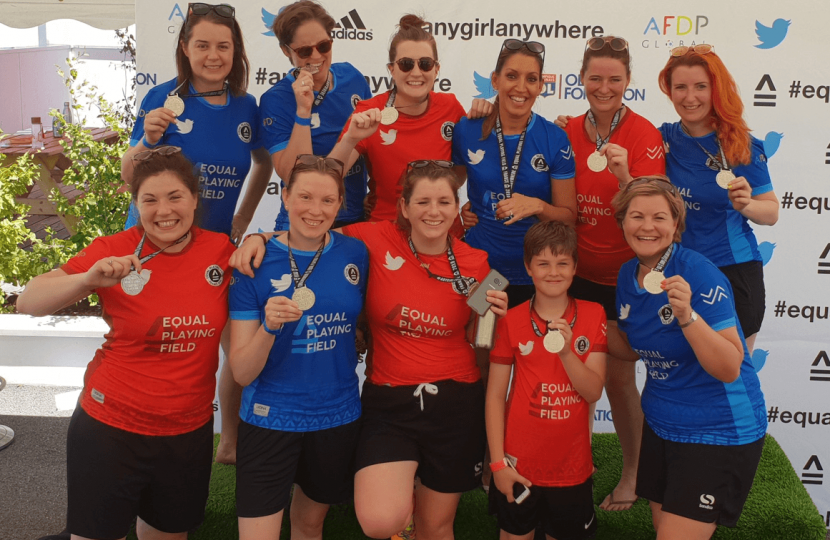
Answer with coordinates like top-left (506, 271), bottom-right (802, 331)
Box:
top-left (486, 220), bottom-right (608, 540)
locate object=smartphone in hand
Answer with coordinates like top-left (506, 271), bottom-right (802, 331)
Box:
top-left (466, 269), bottom-right (509, 316)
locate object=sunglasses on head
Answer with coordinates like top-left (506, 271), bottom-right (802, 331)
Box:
top-left (286, 39), bottom-right (333, 60)
top-left (586, 36), bottom-right (629, 52)
top-left (670, 44), bottom-right (714, 57)
top-left (132, 145), bottom-right (182, 162)
top-left (187, 3), bottom-right (235, 19)
top-left (624, 175), bottom-right (679, 195)
top-left (390, 57), bottom-right (437, 73)
top-left (501, 39), bottom-right (545, 62)
top-left (294, 154), bottom-right (345, 176)
top-left (407, 159), bottom-right (454, 172)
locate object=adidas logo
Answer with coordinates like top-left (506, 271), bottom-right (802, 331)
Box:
top-left (332, 9), bottom-right (373, 40)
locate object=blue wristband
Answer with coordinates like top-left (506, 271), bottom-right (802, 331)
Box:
top-left (142, 136), bottom-right (160, 148)
top-left (294, 115), bottom-right (311, 127)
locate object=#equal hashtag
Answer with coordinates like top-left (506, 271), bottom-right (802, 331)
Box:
top-left (767, 406), bottom-right (778, 423)
top-left (780, 191), bottom-right (793, 209)
top-left (774, 300), bottom-right (786, 317)
top-left (789, 80), bottom-right (801, 98)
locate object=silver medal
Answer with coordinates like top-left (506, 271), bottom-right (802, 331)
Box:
top-left (587, 151), bottom-right (607, 172)
top-left (643, 270), bottom-right (665, 295)
top-left (380, 107), bottom-right (399, 126)
top-left (543, 331), bottom-right (565, 353)
top-left (715, 170), bottom-right (735, 190)
top-left (292, 287), bottom-right (316, 311)
top-left (121, 271), bottom-right (145, 296)
top-left (163, 95), bottom-right (185, 117)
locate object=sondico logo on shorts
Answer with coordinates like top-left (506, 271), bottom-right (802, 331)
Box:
top-left (205, 265), bottom-right (224, 286)
top-left (441, 121), bottom-right (455, 141)
top-left (238, 122), bottom-right (252, 143)
top-left (699, 494), bottom-right (715, 510)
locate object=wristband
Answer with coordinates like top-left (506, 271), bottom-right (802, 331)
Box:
top-left (489, 458), bottom-right (509, 472)
top-left (294, 114), bottom-right (311, 127)
top-left (243, 233), bottom-right (269, 245)
top-left (141, 135), bottom-right (160, 148)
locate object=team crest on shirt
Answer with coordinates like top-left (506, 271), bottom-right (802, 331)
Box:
top-left (441, 121), bottom-right (455, 141)
top-left (310, 113), bottom-right (321, 129)
top-left (574, 336), bottom-right (590, 355)
top-left (531, 153), bottom-right (549, 172)
top-left (344, 263), bottom-right (360, 285)
top-left (351, 94), bottom-right (361, 108)
top-left (237, 122), bottom-right (253, 143)
top-left (658, 303), bottom-right (675, 325)
top-left (205, 264), bottom-right (224, 286)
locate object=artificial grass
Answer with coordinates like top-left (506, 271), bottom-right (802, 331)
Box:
top-left (128, 433), bottom-right (825, 539)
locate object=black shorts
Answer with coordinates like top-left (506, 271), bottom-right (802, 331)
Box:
top-left (235, 419), bottom-right (361, 518)
top-left (718, 260), bottom-right (765, 337)
top-left (569, 275), bottom-right (617, 321)
top-left (506, 284), bottom-right (535, 309)
top-left (66, 407), bottom-right (213, 539)
top-left (636, 421), bottom-right (764, 527)
top-left (488, 477), bottom-right (596, 540)
top-left (356, 380), bottom-right (486, 494)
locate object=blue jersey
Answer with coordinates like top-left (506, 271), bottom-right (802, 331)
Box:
top-left (260, 63), bottom-right (371, 228)
top-left (229, 232), bottom-right (368, 432)
top-left (453, 114), bottom-right (575, 285)
top-left (616, 243), bottom-right (767, 445)
top-left (126, 78), bottom-right (261, 235)
top-left (661, 122), bottom-right (773, 267)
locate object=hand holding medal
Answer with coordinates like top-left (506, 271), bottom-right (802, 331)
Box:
top-left (292, 67), bottom-right (316, 113)
top-left (263, 295), bottom-right (303, 333)
top-left (544, 318), bottom-right (574, 355)
top-left (602, 143), bottom-right (632, 184)
top-left (84, 254), bottom-right (142, 290)
top-left (726, 176), bottom-right (752, 212)
top-left (344, 109), bottom-right (381, 145)
top-left (142, 108), bottom-right (178, 147)
top-left (662, 275), bottom-right (693, 324)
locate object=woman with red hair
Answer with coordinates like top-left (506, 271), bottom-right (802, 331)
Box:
top-left (657, 46), bottom-right (779, 352)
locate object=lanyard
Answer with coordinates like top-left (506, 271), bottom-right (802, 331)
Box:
top-left (131, 231), bottom-right (190, 270)
top-left (494, 115), bottom-right (530, 199)
top-left (640, 242), bottom-right (675, 274)
top-left (168, 80), bottom-right (229, 99)
top-left (529, 296), bottom-right (578, 337)
top-left (385, 89), bottom-right (396, 108)
top-left (586, 106), bottom-right (624, 152)
top-left (293, 68), bottom-right (332, 108)
top-left (287, 234), bottom-right (326, 290)
top-left (407, 236), bottom-right (471, 296)
top-left (680, 124), bottom-right (731, 172)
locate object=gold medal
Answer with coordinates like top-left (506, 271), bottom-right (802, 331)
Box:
top-left (643, 270), bottom-right (665, 295)
top-left (121, 271), bottom-right (145, 296)
top-left (380, 107), bottom-right (399, 126)
top-left (543, 330), bottom-right (565, 353)
top-left (587, 151), bottom-right (607, 172)
top-left (292, 287), bottom-right (316, 311)
top-left (163, 95), bottom-right (185, 117)
top-left (715, 170), bottom-right (735, 189)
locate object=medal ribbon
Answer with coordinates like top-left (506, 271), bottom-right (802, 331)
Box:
top-left (640, 242), bottom-right (675, 274)
top-left (586, 106), bottom-right (624, 152)
top-left (680, 123), bottom-right (731, 172)
top-left (494, 115), bottom-right (530, 199)
top-left (287, 233), bottom-right (326, 290)
top-left (529, 295), bottom-right (578, 337)
top-left (407, 236), bottom-right (471, 296)
top-left (168, 80), bottom-right (229, 99)
top-left (292, 68), bottom-right (332, 108)
top-left (130, 231), bottom-right (190, 271)
top-left (385, 89), bottom-right (397, 109)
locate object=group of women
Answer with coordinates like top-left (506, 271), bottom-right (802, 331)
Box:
top-left (18, 2), bottom-right (778, 540)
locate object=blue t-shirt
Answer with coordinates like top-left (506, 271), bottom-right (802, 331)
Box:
top-left (126, 78), bottom-right (261, 235)
top-left (229, 232), bottom-right (368, 431)
top-left (259, 63), bottom-right (371, 228)
top-left (616, 243), bottom-right (767, 445)
top-left (453, 114), bottom-right (575, 285)
top-left (661, 122), bottom-right (773, 267)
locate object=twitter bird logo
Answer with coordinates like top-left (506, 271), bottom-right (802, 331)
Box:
top-left (619, 304), bottom-right (630, 320)
top-left (468, 149), bottom-right (485, 165)
top-left (763, 132), bottom-right (783, 159)
top-left (751, 349), bottom-right (769, 372)
top-left (519, 342), bottom-right (534, 356)
top-left (755, 19), bottom-right (791, 49)
top-left (758, 242), bottom-right (776, 266)
top-left (311, 113), bottom-right (321, 129)
top-left (261, 8), bottom-right (277, 36)
top-left (384, 252), bottom-right (405, 271)
top-left (175, 118), bottom-right (194, 134)
top-left (271, 274), bottom-right (292, 293)
top-left (473, 71), bottom-right (496, 99)
top-left (380, 129), bottom-right (397, 146)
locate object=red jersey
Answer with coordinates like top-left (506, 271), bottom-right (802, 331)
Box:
top-left (491, 298), bottom-right (608, 486)
top-left (564, 109), bottom-right (665, 285)
top-left (62, 227), bottom-right (236, 436)
top-left (342, 221), bottom-right (489, 385)
top-left (347, 91), bottom-right (465, 221)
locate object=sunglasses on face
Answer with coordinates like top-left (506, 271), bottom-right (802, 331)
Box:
top-left (187, 3), bottom-right (235, 19)
top-left (670, 44), bottom-right (714, 57)
top-left (132, 145), bottom-right (182, 162)
top-left (286, 39), bottom-right (334, 60)
top-left (501, 39), bottom-right (545, 63)
top-left (294, 154), bottom-right (345, 176)
top-left (390, 57), bottom-right (437, 73)
top-left (586, 36), bottom-right (629, 52)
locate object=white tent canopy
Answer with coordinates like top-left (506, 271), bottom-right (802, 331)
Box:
top-left (0, 0), bottom-right (134, 30)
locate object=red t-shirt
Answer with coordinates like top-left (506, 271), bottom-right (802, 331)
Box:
top-left (346, 91), bottom-right (466, 221)
top-left (491, 298), bottom-right (608, 486)
top-left (342, 221), bottom-right (489, 385)
top-left (564, 109), bottom-right (665, 285)
top-left (62, 227), bottom-right (236, 436)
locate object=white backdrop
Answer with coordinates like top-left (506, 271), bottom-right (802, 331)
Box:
top-left (135, 0), bottom-right (830, 524)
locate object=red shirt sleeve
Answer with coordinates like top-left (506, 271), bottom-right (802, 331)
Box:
top-left (491, 313), bottom-right (515, 365)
